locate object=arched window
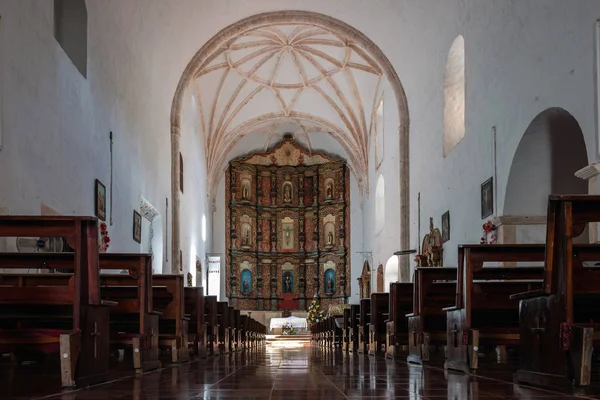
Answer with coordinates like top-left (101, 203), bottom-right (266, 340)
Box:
top-left (54, 0), bottom-right (87, 77)
top-left (443, 35), bottom-right (465, 157)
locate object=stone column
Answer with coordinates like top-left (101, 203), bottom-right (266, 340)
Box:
top-left (171, 125), bottom-right (181, 274)
top-left (399, 123), bottom-right (410, 282)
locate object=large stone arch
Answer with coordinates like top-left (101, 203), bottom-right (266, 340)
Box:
top-left (169, 11), bottom-right (410, 278)
top-left (503, 107), bottom-right (588, 242)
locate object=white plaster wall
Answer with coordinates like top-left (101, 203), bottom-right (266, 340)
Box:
top-left (179, 88), bottom-right (212, 286)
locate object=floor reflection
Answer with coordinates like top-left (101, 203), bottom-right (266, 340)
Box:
top-left (3, 345), bottom-right (599, 399)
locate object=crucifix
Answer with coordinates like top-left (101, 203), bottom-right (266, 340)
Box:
top-left (90, 322), bottom-right (101, 359)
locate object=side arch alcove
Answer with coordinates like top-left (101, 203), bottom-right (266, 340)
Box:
top-left (501, 107), bottom-right (588, 243)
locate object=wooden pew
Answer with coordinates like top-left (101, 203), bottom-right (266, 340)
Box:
top-left (227, 306), bottom-right (235, 353)
top-left (99, 253), bottom-right (161, 373)
top-left (204, 295), bottom-right (218, 356)
top-left (385, 282), bottom-right (413, 358)
top-left (348, 304), bottom-right (360, 353)
top-left (407, 267), bottom-right (457, 364)
top-left (444, 244), bottom-right (545, 373)
top-left (368, 293), bottom-right (389, 356)
top-left (357, 298), bottom-right (371, 354)
top-left (0, 216), bottom-right (111, 388)
top-left (184, 286), bottom-right (206, 359)
top-left (217, 302), bottom-right (230, 354)
top-left (151, 275), bottom-right (190, 363)
top-left (512, 195), bottom-right (600, 389)
top-left (342, 308), bottom-right (351, 352)
top-left (233, 309), bottom-right (241, 352)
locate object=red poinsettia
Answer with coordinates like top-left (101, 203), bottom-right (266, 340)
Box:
top-left (482, 220), bottom-right (496, 233)
top-left (98, 223), bottom-right (110, 252)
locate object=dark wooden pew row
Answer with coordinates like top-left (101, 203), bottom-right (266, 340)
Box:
top-left (407, 267), bottom-right (457, 364)
top-left (444, 244), bottom-right (545, 373)
top-left (0, 216), bottom-right (111, 388)
top-left (512, 195), bottom-right (600, 390)
top-left (151, 275), bottom-right (190, 363)
top-left (233, 309), bottom-right (241, 352)
top-left (368, 293), bottom-right (389, 356)
top-left (205, 295), bottom-right (218, 356)
top-left (98, 254), bottom-right (161, 373)
top-left (342, 308), bottom-right (351, 351)
top-left (385, 282), bottom-right (413, 358)
top-left (348, 304), bottom-right (360, 353)
top-left (217, 302), bottom-right (231, 354)
top-left (184, 286), bottom-right (206, 359)
top-left (357, 298), bottom-right (371, 354)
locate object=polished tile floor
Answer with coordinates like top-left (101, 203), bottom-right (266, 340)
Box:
top-left (4, 344), bottom-right (600, 399)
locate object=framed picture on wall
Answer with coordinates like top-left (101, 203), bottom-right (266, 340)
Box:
top-left (441, 210), bottom-right (450, 243)
top-left (133, 210), bottom-right (142, 243)
top-left (481, 177), bottom-right (494, 219)
top-left (94, 179), bottom-right (106, 221)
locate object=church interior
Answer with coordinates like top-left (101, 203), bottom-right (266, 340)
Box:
top-left (2, 1), bottom-right (600, 399)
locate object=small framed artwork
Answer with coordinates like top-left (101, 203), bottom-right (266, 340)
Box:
top-left (481, 177), bottom-right (494, 219)
top-left (133, 210), bottom-right (142, 243)
top-left (94, 179), bottom-right (106, 221)
top-left (441, 211), bottom-right (450, 243)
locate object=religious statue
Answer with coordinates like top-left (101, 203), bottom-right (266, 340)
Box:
top-left (187, 272), bottom-right (193, 287)
top-left (242, 279), bottom-right (249, 294)
top-left (326, 181), bottom-right (333, 199)
top-left (327, 231), bottom-right (333, 245)
top-left (420, 217), bottom-right (442, 267)
top-left (327, 277), bottom-right (334, 293)
top-left (242, 184), bottom-right (248, 200)
top-left (283, 184), bottom-right (291, 203)
top-left (242, 229), bottom-right (249, 246)
top-left (283, 273), bottom-right (292, 293)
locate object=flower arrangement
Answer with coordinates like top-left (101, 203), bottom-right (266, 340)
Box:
top-left (480, 220), bottom-right (497, 244)
top-left (306, 298), bottom-right (324, 326)
top-left (282, 322), bottom-right (297, 335)
top-left (98, 222), bottom-right (111, 252)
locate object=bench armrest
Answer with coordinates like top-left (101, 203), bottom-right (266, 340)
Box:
top-left (442, 306), bottom-right (460, 312)
top-left (149, 310), bottom-right (163, 316)
top-left (100, 300), bottom-right (118, 307)
top-left (510, 289), bottom-right (547, 301)
top-left (405, 313), bottom-right (415, 318)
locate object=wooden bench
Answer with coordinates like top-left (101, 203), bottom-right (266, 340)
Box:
top-left (407, 267), bottom-right (457, 364)
top-left (444, 244), bottom-right (545, 373)
top-left (512, 195), bottom-right (600, 389)
top-left (217, 302), bottom-right (231, 354)
top-left (0, 216), bottom-right (111, 388)
top-left (151, 275), bottom-right (190, 363)
top-left (204, 295), bottom-right (218, 356)
top-left (99, 253), bottom-right (161, 373)
top-left (184, 286), bottom-right (206, 358)
top-left (342, 308), bottom-right (351, 352)
top-left (348, 304), bottom-right (360, 353)
top-left (233, 309), bottom-right (241, 352)
top-left (227, 306), bottom-right (235, 353)
top-left (368, 293), bottom-right (389, 356)
top-left (385, 282), bottom-right (413, 358)
top-left (357, 298), bottom-right (371, 354)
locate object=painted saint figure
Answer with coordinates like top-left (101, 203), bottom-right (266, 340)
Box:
top-left (327, 277), bottom-right (334, 293)
top-left (326, 181), bottom-right (332, 199)
top-left (327, 231), bottom-right (333, 245)
top-left (242, 280), bottom-right (249, 294)
top-left (242, 184), bottom-right (248, 200)
top-left (283, 184), bottom-right (291, 203)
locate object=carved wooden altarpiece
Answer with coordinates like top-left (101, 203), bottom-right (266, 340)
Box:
top-left (226, 134), bottom-right (350, 311)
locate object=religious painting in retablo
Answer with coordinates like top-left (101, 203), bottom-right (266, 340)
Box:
top-left (481, 177), bottom-right (493, 219)
top-left (281, 217), bottom-right (294, 251)
top-left (94, 179), bottom-right (106, 221)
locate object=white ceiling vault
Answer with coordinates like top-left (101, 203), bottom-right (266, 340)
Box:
top-left (191, 23), bottom-right (388, 194)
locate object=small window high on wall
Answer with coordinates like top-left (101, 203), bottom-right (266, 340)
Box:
top-left (443, 35), bottom-right (465, 157)
top-left (54, 0), bottom-right (88, 77)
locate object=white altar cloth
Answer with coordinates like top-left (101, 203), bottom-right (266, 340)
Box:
top-left (269, 316), bottom-right (308, 330)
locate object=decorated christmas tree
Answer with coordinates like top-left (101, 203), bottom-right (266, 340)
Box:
top-left (306, 298), bottom-right (324, 326)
